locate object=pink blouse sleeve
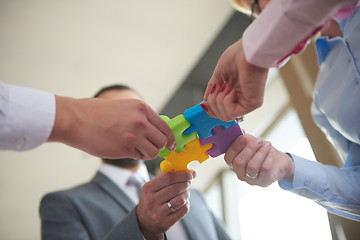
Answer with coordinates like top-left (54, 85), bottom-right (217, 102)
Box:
top-left (242, 0), bottom-right (359, 68)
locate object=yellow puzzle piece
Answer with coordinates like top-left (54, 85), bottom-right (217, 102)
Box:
top-left (160, 137), bottom-right (213, 172)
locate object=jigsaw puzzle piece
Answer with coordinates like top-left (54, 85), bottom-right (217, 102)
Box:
top-left (183, 103), bottom-right (236, 139)
top-left (158, 115), bottom-right (197, 158)
top-left (160, 137), bottom-right (213, 172)
top-left (200, 124), bottom-right (243, 157)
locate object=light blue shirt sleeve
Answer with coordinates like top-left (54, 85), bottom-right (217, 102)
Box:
top-left (279, 154), bottom-right (360, 221)
top-left (0, 81), bottom-right (56, 151)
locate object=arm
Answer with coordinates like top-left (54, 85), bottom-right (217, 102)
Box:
top-left (136, 171), bottom-right (195, 240)
top-left (0, 81), bottom-right (176, 160)
top-left (0, 81), bottom-right (55, 151)
top-left (243, 0), bottom-right (359, 68)
top-left (102, 208), bottom-right (147, 240)
top-left (49, 96), bottom-right (175, 160)
top-left (225, 134), bottom-right (360, 220)
top-left (279, 154), bottom-right (360, 221)
top-left (203, 0), bottom-right (358, 121)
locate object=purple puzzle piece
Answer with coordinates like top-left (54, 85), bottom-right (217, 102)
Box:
top-left (200, 124), bottom-right (243, 157)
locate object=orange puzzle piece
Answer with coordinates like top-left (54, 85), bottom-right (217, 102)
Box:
top-left (160, 137), bottom-right (213, 172)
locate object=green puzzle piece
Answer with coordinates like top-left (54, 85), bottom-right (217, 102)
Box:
top-left (158, 114), bottom-right (197, 158)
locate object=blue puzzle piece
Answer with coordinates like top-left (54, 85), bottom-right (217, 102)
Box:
top-left (183, 103), bottom-right (236, 139)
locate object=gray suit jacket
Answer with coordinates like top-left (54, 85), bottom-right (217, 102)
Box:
top-left (40, 172), bottom-right (231, 240)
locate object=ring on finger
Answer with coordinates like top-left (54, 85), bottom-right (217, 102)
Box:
top-left (245, 171), bottom-right (258, 179)
top-left (166, 200), bottom-right (176, 213)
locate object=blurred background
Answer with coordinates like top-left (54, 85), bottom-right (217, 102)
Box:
top-left (1, 0), bottom-right (353, 239)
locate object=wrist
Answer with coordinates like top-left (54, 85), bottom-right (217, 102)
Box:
top-left (136, 206), bottom-right (164, 240)
top-left (48, 95), bottom-right (79, 146)
top-left (283, 152), bottom-right (295, 182)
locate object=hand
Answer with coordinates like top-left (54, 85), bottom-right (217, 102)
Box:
top-left (136, 170), bottom-right (196, 240)
top-left (202, 39), bottom-right (269, 122)
top-left (49, 96), bottom-right (176, 160)
top-left (224, 134), bottom-right (294, 187)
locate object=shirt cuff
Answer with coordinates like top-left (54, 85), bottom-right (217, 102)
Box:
top-left (0, 83), bottom-right (56, 151)
top-left (278, 154), bottom-right (328, 200)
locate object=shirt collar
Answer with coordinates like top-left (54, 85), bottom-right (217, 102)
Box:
top-left (99, 162), bottom-right (150, 190)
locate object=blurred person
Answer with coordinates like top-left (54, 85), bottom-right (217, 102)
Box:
top-left (223, 2), bottom-right (360, 221)
top-left (0, 80), bottom-right (175, 160)
top-left (40, 84), bottom-right (231, 240)
top-left (201, 0), bottom-right (358, 122)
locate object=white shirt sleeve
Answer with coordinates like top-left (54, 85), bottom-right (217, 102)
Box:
top-left (243, 0), bottom-right (359, 68)
top-left (0, 81), bottom-right (56, 151)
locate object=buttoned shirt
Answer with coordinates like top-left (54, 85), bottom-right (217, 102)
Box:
top-left (279, 6), bottom-right (360, 221)
top-left (0, 81), bottom-right (55, 151)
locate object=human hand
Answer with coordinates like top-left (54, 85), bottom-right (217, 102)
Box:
top-left (136, 170), bottom-right (196, 240)
top-left (202, 39), bottom-right (269, 122)
top-left (224, 134), bottom-right (294, 187)
top-left (49, 96), bottom-right (176, 160)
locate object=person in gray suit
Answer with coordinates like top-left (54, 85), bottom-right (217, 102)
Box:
top-left (39, 84), bottom-right (231, 240)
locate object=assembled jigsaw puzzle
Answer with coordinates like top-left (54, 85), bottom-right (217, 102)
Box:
top-left (159, 102), bottom-right (243, 172)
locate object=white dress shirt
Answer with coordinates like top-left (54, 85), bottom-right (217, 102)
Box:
top-left (99, 162), bottom-right (189, 240)
top-left (0, 81), bottom-right (55, 151)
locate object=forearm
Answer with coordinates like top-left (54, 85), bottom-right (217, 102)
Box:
top-left (243, 0), bottom-right (358, 68)
top-left (103, 208), bottom-right (148, 240)
top-left (48, 95), bottom-right (78, 145)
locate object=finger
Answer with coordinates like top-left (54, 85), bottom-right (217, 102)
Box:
top-left (245, 141), bottom-right (272, 178)
top-left (206, 84), bottom-right (222, 118)
top-left (135, 137), bottom-right (160, 160)
top-left (163, 200), bottom-right (190, 228)
top-left (203, 79), bottom-right (215, 101)
top-left (147, 171), bottom-right (195, 192)
top-left (222, 87), bottom-right (238, 121)
top-left (213, 84), bottom-right (231, 120)
top-left (157, 181), bottom-right (191, 204)
top-left (232, 137), bottom-right (264, 180)
top-left (256, 147), bottom-right (276, 187)
top-left (146, 107), bottom-right (176, 152)
top-left (164, 190), bottom-right (190, 213)
top-left (224, 135), bottom-right (247, 166)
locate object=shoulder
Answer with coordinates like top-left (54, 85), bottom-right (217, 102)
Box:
top-left (40, 180), bottom-right (99, 207)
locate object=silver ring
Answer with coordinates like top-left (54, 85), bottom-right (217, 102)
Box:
top-left (167, 201), bottom-right (176, 213)
top-left (235, 116), bottom-right (244, 123)
top-left (245, 172), bottom-right (258, 179)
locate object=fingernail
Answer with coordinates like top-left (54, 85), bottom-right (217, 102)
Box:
top-left (200, 103), bottom-right (208, 112)
top-left (256, 138), bottom-right (264, 145)
top-left (210, 84), bottom-right (217, 94)
top-left (220, 83), bottom-right (227, 92)
top-left (264, 141), bottom-right (271, 148)
top-left (226, 87), bottom-right (233, 95)
top-left (238, 135), bottom-right (246, 144)
top-left (170, 143), bottom-right (176, 151)
top-left (192, 171), bottom-right (197, 179)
